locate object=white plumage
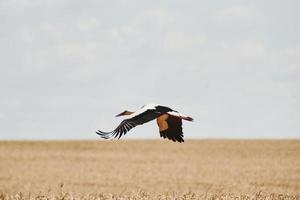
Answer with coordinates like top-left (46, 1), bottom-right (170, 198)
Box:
top-left (96, 104), bottom-right (193, 143)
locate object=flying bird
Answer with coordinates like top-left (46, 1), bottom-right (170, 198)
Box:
top-left (96, 104), bottom-right (193, 142)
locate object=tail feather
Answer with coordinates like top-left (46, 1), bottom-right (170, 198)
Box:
top-left (167, 111), bottom-right (194, 121)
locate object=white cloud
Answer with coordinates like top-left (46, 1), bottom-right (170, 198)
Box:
top-left (106, 8), bottom-right (174, 47)
top-left (213, 5), bottom-right (255, 24)
top-left (0, 0), bottom-right (30, 15)
top-left (162, 31), bottom-right (207, 55)
top-left (0, 1), bottom-right (299, 139)
top-left (78, 17), bottom-right (99, 31)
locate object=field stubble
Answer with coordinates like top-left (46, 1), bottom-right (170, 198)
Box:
top-left (0, 140), bottom-right (299, 199)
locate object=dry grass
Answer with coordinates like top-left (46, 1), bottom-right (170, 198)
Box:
top-left (0, 140), bottom-right (299, 199)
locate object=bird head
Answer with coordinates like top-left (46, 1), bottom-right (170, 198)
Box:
top-left (115, 110), bottom-right (133, 117)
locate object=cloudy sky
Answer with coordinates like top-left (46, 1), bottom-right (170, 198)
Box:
top-left (0, 0), bottom-right (299, 140)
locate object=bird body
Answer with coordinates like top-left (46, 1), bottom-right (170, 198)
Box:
top-left (96, 104), bottom-right (193, 142)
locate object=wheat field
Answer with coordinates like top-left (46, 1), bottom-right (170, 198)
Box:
top-left (0, 140), bottom-right (299, 199)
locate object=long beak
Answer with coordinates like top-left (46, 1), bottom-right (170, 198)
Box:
top-left (115, 112), bottom-right (124, 117)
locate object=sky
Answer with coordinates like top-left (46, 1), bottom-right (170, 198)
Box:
top-left (0, 0), bottom-right (299, 140)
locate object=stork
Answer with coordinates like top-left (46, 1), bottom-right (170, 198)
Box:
top-left (96, 104), bottom-right (193, 143)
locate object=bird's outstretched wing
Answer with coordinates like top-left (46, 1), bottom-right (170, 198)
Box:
top-left (156, 113), bottom-right (185, 143)
top-left (96, 119), bottom-right (137, 139)
top-left (96, 109), bottom-right (162, 139)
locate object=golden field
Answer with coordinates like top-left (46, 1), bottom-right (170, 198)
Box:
top-left (0, 140), bottom-right (299, 199)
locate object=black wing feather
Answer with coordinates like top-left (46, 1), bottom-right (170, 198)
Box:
top-left (96, 109), bottom-right (163, 140)
top-left (159, 115), bottom-right (184, 143)
top-left (96, 119), bottom-right (137, 139)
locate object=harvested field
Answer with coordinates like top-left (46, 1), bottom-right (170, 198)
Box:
top-left (0, 140), bottom-right (299, 199)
